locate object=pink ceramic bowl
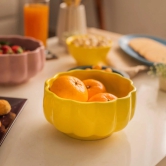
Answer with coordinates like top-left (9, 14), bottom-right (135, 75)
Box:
top-left (0, 35), bottom-right (45, 85)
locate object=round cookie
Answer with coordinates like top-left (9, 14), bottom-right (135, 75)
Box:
top-left (0, 100), bottom-right (11, 116)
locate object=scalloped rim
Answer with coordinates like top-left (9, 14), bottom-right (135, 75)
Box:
top-left (45, 70), bottom-right (136, 104)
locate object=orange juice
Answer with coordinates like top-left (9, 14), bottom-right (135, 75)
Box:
top-left (24, 3), bottom-right (49, 46)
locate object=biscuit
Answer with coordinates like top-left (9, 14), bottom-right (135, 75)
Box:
top-left (1, 112), bottom-right (16, 128)
top-left (0, 100), bottom-right (11, 116)
top-left (129, 38), bottom-right (166, 64)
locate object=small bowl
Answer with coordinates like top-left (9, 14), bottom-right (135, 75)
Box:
top-left (66, 35), bottom-right (112, 66)
top-left (0, 35), bottom-right (45, 85)
top-left (43, 70), bottom-right (136, 140)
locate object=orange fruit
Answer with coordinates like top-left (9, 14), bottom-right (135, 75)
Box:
top-left (82, 79), bottom-right (106, 99)
top-left (92, 64), bottom-right (102, 70)
top-left (88, 93), bottom-right (117, 102)
top-left (50, 75), bottom-right (88, 102)
top-left (105, 68), bottom-right (112, 72)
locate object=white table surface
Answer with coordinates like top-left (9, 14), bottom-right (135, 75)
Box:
top-left (0, 37), bottom-right (166, 166)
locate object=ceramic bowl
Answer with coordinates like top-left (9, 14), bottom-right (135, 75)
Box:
top-left (43, 70), bottom-right (136, 140)
top-left (68, 65), bottom-right (130, 78)
top-left (0, 35), bottom-right (45, 85)
top-left (66, 35), bottom-right (112, 66)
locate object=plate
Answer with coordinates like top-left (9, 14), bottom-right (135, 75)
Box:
top-left (0, 96), bottom-right (27, 146)
top-left (118, 34), bottom-right (166, 66)
top-left (68, 65), bottom-right (130, 78)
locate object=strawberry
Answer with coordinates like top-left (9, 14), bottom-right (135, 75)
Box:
top-left (1, 45), bottom-right (13, 54)
top-left (11, 45), bottom-right (24, 54)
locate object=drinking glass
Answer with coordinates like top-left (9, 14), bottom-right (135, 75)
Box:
top-left (24, 0), bottom-right (49, 46)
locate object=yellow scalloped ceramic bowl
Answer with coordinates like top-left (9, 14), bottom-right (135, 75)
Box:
top-left (66, 35), bottom-right (112, 66)
top-left (43, 70), bottom-right (136, 140)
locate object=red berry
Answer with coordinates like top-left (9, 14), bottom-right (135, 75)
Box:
top-left (11, 45), bottom-right (24, 54)
top-left (1, 45), bottom-right (13, 54)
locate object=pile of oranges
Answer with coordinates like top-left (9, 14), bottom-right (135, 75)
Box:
top-left (50, 75), bottom-right (117, 102)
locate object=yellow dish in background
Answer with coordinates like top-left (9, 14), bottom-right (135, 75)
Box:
top-left (66, 35), bottom-right (112, 66)
top-left (43, 70), bottom-right (136, 140)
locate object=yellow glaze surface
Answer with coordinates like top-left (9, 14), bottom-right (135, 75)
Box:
top-left (43, 70), bottom-right (136, 140)
top-left (66, 35), bottom-right (112, 66)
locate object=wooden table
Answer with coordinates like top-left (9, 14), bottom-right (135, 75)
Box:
top-left (0, 29), bottom-right (166, 166)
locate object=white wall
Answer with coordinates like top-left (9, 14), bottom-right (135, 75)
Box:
top-left (0, 0), bottom-right (20, 34)
top-left (1, 0), bottom-right (166, 39)
top-left (103, 0), bottom-right (166, 39)
top-left (49, 0), bottom-right (61, 36)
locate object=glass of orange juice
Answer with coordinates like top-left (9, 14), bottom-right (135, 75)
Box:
top-left (24, 0), bottom-right (49, 46)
